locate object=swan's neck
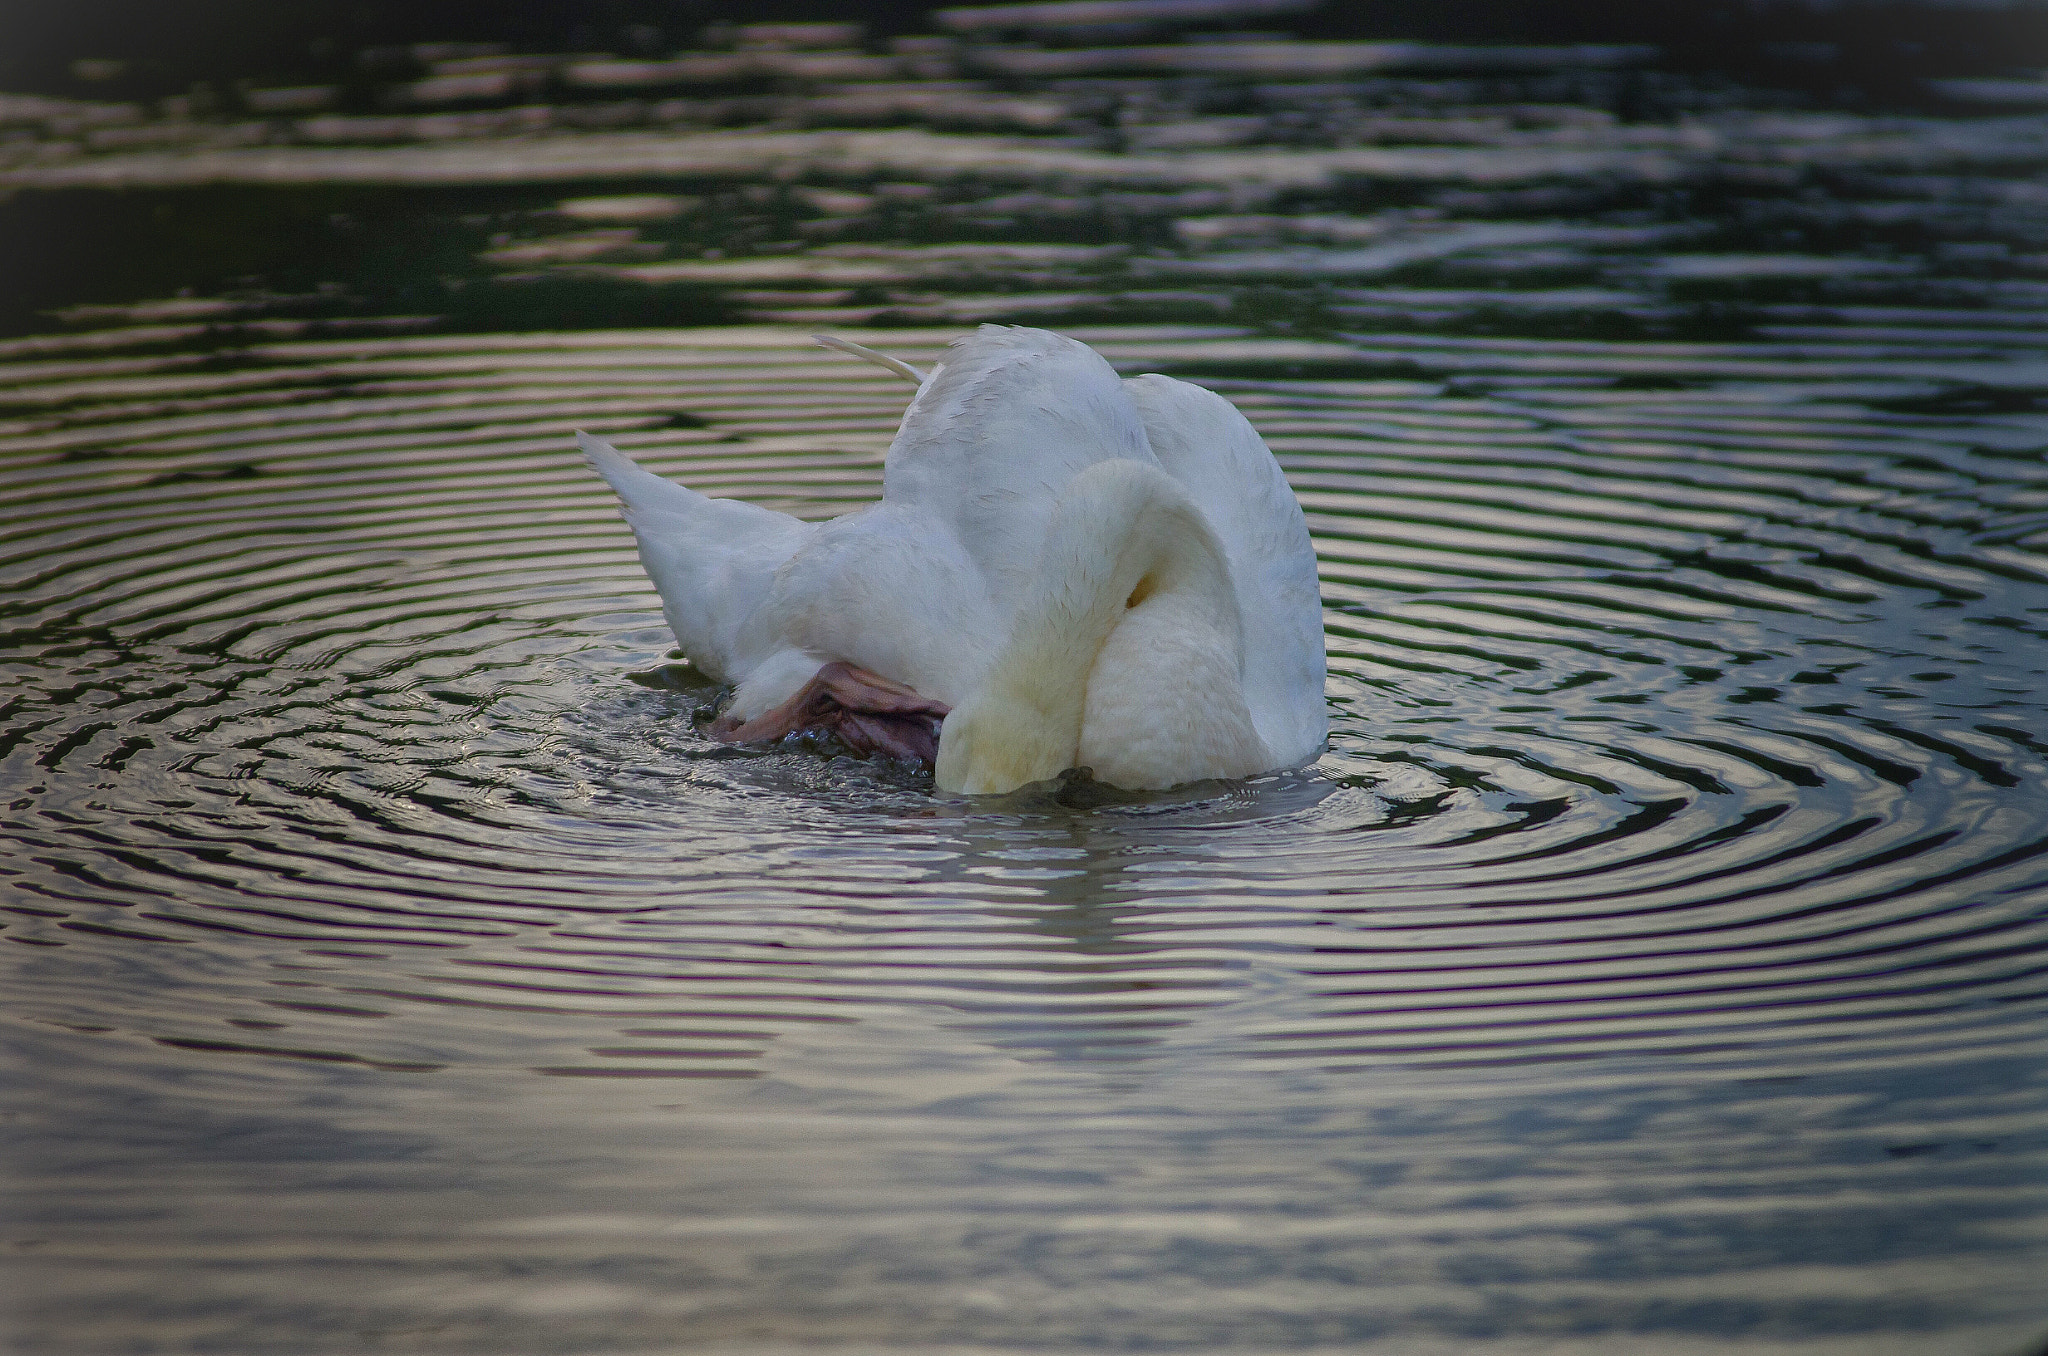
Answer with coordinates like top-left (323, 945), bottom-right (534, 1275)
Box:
top-left (934, 459), bottom-right (1269, 794)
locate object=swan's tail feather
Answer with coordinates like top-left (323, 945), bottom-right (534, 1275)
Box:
top-left (575, 430), bottom-right (813, 685)
top-left (813, 334), bottom-right (927, 386)
top-left (577, 429), bottom-right (711, 519)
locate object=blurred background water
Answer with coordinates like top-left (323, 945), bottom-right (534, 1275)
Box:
top-left (4, 1), bottom-right (2048, 1353)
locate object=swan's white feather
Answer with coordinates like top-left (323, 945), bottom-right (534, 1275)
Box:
top-left (1121, 374), bottom-right (1328, 766)
top-left (936, 457), bottom-right (1267, 794)
top-left (759, 499), bottom-right (998, 710)
top-left (883, 326), bottom-right (1157, 619)
top-left (580, 327), bottom-right (1328, 790)
top-left (577, 430), bottom-right (812, 686)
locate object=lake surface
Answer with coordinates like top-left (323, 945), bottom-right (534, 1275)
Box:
top-left (4, 7), bottom-right (2048, 1353)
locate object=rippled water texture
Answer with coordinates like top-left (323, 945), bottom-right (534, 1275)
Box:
top-left (6, 8), bottom-right (2048, 1354)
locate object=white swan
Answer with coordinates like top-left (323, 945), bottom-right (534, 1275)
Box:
top-left (579, 324), bottom-right (1325, 794)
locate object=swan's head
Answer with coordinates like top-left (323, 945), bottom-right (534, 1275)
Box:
top-left (933, 459), bottom-right (1269, 795)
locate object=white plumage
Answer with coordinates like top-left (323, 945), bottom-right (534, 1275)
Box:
top-left (580, 324), bottom-right (1326, 793)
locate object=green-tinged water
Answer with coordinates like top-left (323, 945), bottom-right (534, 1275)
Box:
top-left (3, 8), bottom-right (2048, 1353)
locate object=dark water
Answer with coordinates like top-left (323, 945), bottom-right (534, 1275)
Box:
top-left (5, 6), bottom-right (2048, 1354)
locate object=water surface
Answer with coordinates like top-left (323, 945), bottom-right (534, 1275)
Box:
top-left (4, 8), bottom-right (2048, 1354)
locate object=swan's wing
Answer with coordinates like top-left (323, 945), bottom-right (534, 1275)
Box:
top-left (578, 431), bottom-right (813, 685)
top-left (882, 325), bottom-right (1155, 616)
top-left (760, 500), bottom-right (1000, 711)
top-left (1121, 375), bottom-right (1328, 765)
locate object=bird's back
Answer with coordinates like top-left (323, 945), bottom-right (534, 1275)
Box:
top-left (882, 326), bottom-right (1158, 620)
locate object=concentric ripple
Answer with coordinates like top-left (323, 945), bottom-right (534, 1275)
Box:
top-left (6, 314), bottom-right (2048, 1350)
